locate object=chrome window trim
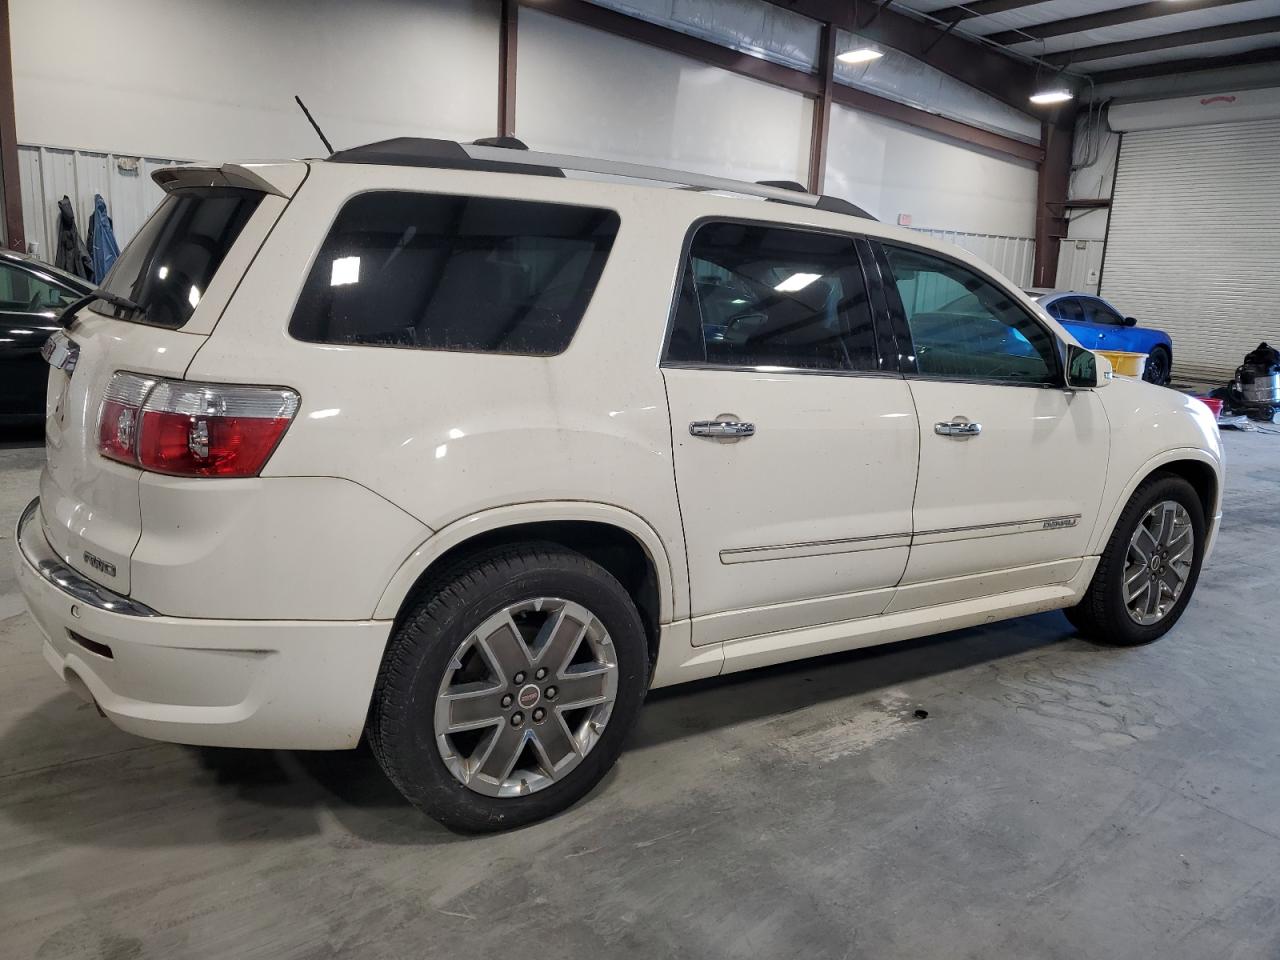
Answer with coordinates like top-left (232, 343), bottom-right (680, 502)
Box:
top-left (15, 499), bottom-right (158, 618)
top-left (660, 360), bottom-right (903, 380)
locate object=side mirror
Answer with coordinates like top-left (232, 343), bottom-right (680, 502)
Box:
top-left (1066, 343), bottom-right (1111, 389)
top-left (1123, 316), bottom-right (1138, 327)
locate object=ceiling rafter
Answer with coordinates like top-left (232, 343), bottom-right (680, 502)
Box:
top-left (924, 0), bottom-right (1049, 27)
top-left (1044, 14), bottom-right (1280, 66)
top-left (985, 0), bottom-right (1257, 48)
top-left (1092, 42), bottom-right (1280, 83)
top-left (769, 0), bottom-right (1048, 110)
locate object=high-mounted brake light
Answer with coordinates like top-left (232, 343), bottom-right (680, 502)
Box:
top-left (98, 372), bottom-right (300, 478)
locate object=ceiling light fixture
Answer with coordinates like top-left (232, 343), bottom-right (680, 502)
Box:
top-left (837, 47), bottom-right (883, 65)
top-left (1030, 89), bottom-right (1074, 105)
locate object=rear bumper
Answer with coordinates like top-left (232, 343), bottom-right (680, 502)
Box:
top-left (15, 498), bottom-right (391, 750)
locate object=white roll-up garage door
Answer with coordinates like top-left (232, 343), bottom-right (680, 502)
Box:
top-left (1101, 117), bottom-right (1280, 380)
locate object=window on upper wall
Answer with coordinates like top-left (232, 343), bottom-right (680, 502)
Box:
top-left (882, 244), bottom-right (1058, 385)
top-left (289, 192), bottom-right (620, 356)
top-left (665, 221), bottom-right (877, 372)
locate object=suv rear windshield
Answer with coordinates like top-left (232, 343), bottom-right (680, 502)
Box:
top-left (288, 191), bottom-right (620, 356)
top-left (92, 187), bottom-right (263, 329)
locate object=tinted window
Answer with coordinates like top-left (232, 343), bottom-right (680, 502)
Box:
top-left (0, 262), bottom-right (81, 314)
top-left (665, 222), bottom-right (876, 371)
top-left (94, 187), bottom-right (262, 329)
top-left (1052, 297), bottom-right (1085, 323)
top-left (884, 245), bottom-right (1057, 385)
top-left (1084, 298), bottom-right (1123, 325)
top-left (289, 192), bottom-right (619, 356)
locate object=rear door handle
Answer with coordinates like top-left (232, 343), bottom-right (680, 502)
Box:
top-left (934, 419), bottom-right (982, 438)
top-left (690, 420), bottom-right (755, 439)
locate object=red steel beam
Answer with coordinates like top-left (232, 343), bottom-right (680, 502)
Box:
top-left (498, 0), bottom-right (519, 137)
top-left (808, 23), bottom-right (836, 193)
top-left (0, 0), bottom-right (23, 252)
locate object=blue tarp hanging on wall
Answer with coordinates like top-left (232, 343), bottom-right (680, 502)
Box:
top-left (85, 194), bottom-right (121, 283)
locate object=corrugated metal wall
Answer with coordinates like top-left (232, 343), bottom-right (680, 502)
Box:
top-left (912, 228), bottom-right (1036, 289)
top-left (18, 144), bottom-right (182, 264)
top-left (1055, 239), bottom-right (1105, 295)
top-left (1102, 118), bottom-right (1280, 379)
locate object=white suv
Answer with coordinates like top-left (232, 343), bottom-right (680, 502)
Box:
top-left (15, 138), bottom-right (1223, 831)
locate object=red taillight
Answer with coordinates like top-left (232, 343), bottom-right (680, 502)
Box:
top-left (98, 373), bottom-right (156, 466)
top-left (97, 373), bottom-right (300, 478)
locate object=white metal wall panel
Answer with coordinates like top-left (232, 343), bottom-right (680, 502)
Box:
top-left (1055, 239), bottom-right (1105, 294)
top-left (1102, 118), bottom-right (1280, 379)
top-left (913, 228), bottom-right (1036, 289)
top-left (18, 145), bottom-right (180, 265)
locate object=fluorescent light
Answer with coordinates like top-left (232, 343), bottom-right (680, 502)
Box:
top-left (330, 255), bottom-right (361, 286)
top-left (1030, 89), bottom-right (1073, 105)
top-left (837, 47), bottom-right (883, 65)
top-left (775, 272), bottom-right (821, 292)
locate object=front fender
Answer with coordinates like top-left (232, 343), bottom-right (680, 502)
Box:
top-left (1088, 379), bottom-right (1223, 557)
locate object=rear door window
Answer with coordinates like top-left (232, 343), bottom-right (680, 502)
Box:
top-left (93, 187), bottom-right (263, 329)
top-left (1053, 297), bottom-right (1085, 323)
top-left (289, 192), bottom-right (620, 356)
top-left (664, 221), bottom-right (878, 372)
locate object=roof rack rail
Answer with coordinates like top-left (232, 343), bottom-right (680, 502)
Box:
top-left (328, 137), bottom-right (876, 220)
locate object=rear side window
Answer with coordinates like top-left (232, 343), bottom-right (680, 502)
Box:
top-left (94, 187), bottom-right (263, 329)
top-left (1052, 297), bottom-right (1085, 323)
top-left (665, 221), bottom-right (877, 372)
top-left (289, 192), bottom-right (620, 356)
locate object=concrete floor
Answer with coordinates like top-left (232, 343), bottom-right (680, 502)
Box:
top-left (2, 425), bottom-right (1279, 960)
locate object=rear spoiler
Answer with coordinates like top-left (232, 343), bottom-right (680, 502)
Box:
top-left (151, 162), bottom-right (307, 198)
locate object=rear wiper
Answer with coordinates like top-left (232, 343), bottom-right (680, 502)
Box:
top-left (90, 289), bottom-right (145, 315)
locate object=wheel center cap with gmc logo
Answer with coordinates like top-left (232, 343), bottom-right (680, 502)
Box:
top-left (517, 684), bottom-right (541, 709)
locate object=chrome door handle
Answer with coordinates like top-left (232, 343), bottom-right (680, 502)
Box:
top-left (934, 419), bottom-right (982, 438)
top-left (690, 419), bottom-right (756, 439)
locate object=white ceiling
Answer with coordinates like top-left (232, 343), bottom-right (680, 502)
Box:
top-left (889, 0), bottom-right (1280, 78)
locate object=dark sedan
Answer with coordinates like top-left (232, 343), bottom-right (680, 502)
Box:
top-left (0, 250), bottom-right (92, 424)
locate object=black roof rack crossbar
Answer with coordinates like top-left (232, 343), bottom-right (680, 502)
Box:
top-left (327, 137), bottom-right (563, 178)
top-left (327, 138), bottom-right (875, 219)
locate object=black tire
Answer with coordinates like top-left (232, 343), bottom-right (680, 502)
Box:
top-left (368, 542), bottom-right (649, 832)
top-left (1065, 473), bottom-right (1205, 646)
top-left (1143, 346), bottom-right (1171, 385)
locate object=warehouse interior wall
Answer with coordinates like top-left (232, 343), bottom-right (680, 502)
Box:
top-left (10, 0), bottom-right (500, 159)
top-left (8, 0), bottom-right (1038, 270)
top-left (825, 103), bottom-right (1038, 285)
top-left (516, 9), bottom-right (812, 186)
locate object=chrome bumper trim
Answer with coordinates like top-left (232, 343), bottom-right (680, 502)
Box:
top-left (16, 498), bottom-right (157, 618)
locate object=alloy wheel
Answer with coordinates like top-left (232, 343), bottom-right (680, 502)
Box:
top-left (433, 598), bottom-right (619, 797)
top-left (1124, 500), bottom-right (1194, 625)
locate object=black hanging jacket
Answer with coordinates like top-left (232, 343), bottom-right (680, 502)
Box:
top-left (55, 195), bottom-right (93, 281)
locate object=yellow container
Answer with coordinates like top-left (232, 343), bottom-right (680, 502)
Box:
top-left (1096, 349), bottom-right (1147, 379)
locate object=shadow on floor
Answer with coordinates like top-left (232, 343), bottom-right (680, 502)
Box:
top-left (0, 611), bottom-right (1076, 847)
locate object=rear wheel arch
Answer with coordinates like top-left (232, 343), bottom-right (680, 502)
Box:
top-left (375, 505), bottom-right (677, 669)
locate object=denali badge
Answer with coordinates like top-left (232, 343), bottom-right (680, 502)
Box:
top-left (1042, 517), bottom-right (1079, 531)
top-left (83, 551), bottom-right (117, 578)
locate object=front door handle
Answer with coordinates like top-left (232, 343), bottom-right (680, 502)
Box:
top-left (690, 419), bottom-right (756, 439)
top-left (934, 419), bottom-right (982, 438)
